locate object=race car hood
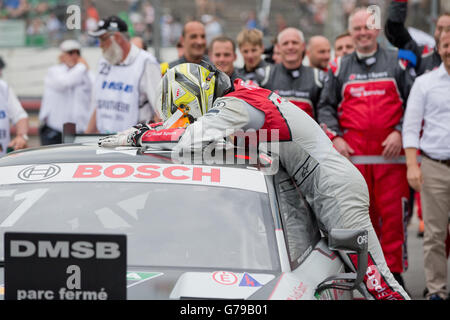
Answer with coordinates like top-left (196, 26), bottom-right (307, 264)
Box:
top-left (126, 268), bottom-right (277, 300)
top-left (0, 268), bottom-right (278, 300)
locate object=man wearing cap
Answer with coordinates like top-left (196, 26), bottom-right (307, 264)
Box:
top-left (85, 16), bottom-right (161, 134)
top-left (39, 39), bottom-right (93, 145)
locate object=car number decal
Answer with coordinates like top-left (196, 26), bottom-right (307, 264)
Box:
top-left (0, 188), bottom-right (49, 228)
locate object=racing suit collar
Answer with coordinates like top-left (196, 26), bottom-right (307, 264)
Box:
top-left (281, 63), bottom-right (304, 79)
top-left (244, 59), bottom-right (266, 73)
top-left (355, 44), bottom-right (380, 67)
top-left (228, 77), bottom-right (236, 93)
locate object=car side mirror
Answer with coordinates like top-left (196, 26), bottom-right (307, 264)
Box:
top-left (314, 228), bottom-right (368, 297)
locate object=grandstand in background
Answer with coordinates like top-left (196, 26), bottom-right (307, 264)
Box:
top-left (0, 0), bottom-right (448, 146)
top-left (0, 0), bottom-right (446, 50)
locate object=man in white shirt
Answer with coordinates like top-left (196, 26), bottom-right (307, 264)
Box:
top-left (403, 30), bottom-right (450, 301)
top-left (0, 78), bottom-right (29, 155)
top-left (85, 16), bottom-right (161, 134)
top-left (39, 39), bottom-right (93, 144)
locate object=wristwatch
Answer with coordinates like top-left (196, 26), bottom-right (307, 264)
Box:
top-left (20, 134), bottom-right (29, 141)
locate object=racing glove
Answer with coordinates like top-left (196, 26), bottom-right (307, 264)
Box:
top-left (98, 123), bottom-right (158, 147)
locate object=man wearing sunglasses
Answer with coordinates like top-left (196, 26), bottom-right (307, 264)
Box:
top-left (85, 16), bottom-right (161, 134)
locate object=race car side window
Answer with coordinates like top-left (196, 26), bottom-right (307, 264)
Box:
top-left (273, 168), bottom-right (321, 270)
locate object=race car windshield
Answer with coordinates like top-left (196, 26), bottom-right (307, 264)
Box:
top-left (0, 183), bottom-right (279, 272)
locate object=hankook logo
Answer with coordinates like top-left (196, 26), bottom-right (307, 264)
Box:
top-left (18, 164), bottom-right (61, 181)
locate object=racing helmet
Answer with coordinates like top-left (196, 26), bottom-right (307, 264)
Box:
top-left (157, 62), bottom-right (232, 122)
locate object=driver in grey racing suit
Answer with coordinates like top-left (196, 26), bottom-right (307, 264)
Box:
top-left (99, 63), bottom-right (410, 300)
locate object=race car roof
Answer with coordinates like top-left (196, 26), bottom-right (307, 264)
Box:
top-left (0, 143), bottom-right (273, 193)
top-left (0, 143), bottom-right (269, 170)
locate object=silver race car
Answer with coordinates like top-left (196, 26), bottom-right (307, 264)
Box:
top-left (0, 135), bottom-right (368, 300)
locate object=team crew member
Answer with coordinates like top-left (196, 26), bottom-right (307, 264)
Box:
top-left (327, 32), bottom-right (355, 111)
top-left (99, 63), bottom-right (410, 300)
top-left (85, 16), bottom-right (161, 134)
top-left (208, 36), bottom-right (240, 83)
top-left (168, 21), bottom-right (211, 69)
top-left (385, 0), bottom-right (450, 246)
top-left (385, 0), bottom-right (450, 75)
top-left (39, 40), bottom-right (93, 144)
top-left (236, 28), bottom-right (271, 86)
top-left (305, 35), bottom-right (331, 71)
top-left (264, 39), bottom-right (282, 65)
top-left (334, 32), bottom-right (355, 58)
top-left (261, 28), bottom-right (325, 120)
top-left (0, 77), bottom-right (29, 155)
top-left (402, 31), bottom-right (450, 300)
top-left (271, 42), bottom-right (282, 64)
top-left (317, 8), bottom-right (414, 287)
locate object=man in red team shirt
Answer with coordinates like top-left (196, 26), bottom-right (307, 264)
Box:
top-left (317, 8), bottom-right (414, 289)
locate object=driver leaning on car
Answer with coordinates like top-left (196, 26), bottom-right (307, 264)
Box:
top-left (99, 61), bottom-right (410, 300)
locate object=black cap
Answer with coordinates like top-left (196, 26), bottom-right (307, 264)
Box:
top-left (88, 15), bottom-right (128, 37)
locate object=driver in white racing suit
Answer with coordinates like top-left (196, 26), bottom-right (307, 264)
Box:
top-left (99, 63), bottom-right (410, 300)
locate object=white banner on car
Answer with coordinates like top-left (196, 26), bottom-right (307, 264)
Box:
top-left (0, 163), bottom-right (268, 193)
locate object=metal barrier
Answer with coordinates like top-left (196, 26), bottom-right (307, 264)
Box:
top-left (350, 156), bottom-right (422, 164)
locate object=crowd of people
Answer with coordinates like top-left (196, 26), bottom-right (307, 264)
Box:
top-left (0, 0), bottom-right (447, 48)
top-left (0, 0), bottom-right (449, 301)
top-left (0, 0), bottom-right (220, 48)
top-left (0, 0), bottom-right (73, 46)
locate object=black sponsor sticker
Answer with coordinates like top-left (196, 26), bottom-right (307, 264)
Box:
top-left (4, 232), bottom-right (126, 300)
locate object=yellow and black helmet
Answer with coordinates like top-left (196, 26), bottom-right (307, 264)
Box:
top-left (157, 62), bottom-right (232, 122)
